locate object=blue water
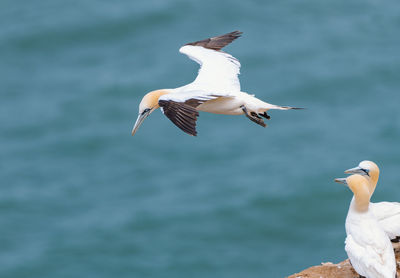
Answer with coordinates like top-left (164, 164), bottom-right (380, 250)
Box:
top-left (1, 0), bottom-right (400, 277)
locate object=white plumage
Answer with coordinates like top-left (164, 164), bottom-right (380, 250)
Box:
top-left (370, 202), bottom-right (400, 240)
top-left (336, 175), bottom-right (397, 278)
top-left (178, 44), bottom-right (241, 93)
top-left (345, 200), bottom-right (396, 278)
top-left (132, 31), bottom-right (301, 136)
top-left (345, 160), bottom-right (400, 241)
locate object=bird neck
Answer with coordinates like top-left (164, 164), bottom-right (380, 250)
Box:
top-left (144, 89), bottom-right (170, 109)
top-left (352, 188), bottom-right (370, 213)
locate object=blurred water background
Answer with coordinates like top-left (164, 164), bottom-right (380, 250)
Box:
top-left (1, 0), bottom-right (400, 277)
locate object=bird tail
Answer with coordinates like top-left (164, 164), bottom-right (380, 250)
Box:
top-left (266, 104), bottom-right (304, 110)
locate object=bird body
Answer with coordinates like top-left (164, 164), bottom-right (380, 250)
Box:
top-left (345, 160), bottom-right (400, 241)
top-left (345, 201), bottom-right (396, 278)
top-left (336, 175), bottom-right (397, 278)
top-left (132, 31), bottom-right (301, 136)
top-left (159, 89), bottom-right (291, 115)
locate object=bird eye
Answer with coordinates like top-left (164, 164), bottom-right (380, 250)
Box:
top-left (361, 168), bottom-right (370, 176)
top-left (142, 108), bottom-right (151, 115)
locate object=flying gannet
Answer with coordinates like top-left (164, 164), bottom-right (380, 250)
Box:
top-left (335, 174), bottom-right (397, 278)
top-left (345, 160), bottom-right (400, 243)
top-left (131, 31), bottom-right (302, 136)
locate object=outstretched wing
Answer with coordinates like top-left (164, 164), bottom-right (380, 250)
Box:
top-left (158, 91), bottom-right (234, 136)
top-left (179, 31), bottom-right (242, 93)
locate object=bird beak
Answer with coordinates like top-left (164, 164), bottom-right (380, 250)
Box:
top-left (334, 178), bottom-right (348, 185)
top-left (131, 111), bottom-right (150, 136)
top-left (344, 166), bottom-right (365, 175)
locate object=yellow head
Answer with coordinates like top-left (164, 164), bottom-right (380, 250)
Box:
top-left (335, 174), bottom-right (371, 212)
top-left (131, 89), bottom-right (169, 136)
top-left (344, 160), bottom-right (380, 194)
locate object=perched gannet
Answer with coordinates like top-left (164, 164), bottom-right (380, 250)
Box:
top-left (345, 161), bottom-right (400, 242)
top-left (132, 31), bottom-right (302, 136)
top-left (335, 175), bottom-right (397, 278)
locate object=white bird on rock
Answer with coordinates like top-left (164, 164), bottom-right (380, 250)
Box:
top-left (345, 160), bottom-right (400, 243)
top-left (131, 31), bottom-right (302, 136)
top-left (335, 174), bottom-right (397, 278)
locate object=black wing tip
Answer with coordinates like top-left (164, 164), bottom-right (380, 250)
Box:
top-left (218, 30), bottom-right (243, 36)
top-left (281, 106), bottom-right (305, 110)
top-left (228, 30), bottom-right (243, 38)
top-left (222, 30), bottom-right (243, 42)
top-left (187, 130), bottom-right (198, 136)
top-left (159, 100), bottom-right (199, 137)
top-left (185, 30), bottom-right (243, 50)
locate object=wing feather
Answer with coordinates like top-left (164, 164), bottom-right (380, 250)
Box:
top-left (158, 99), bottom-right (199, 136)
top-left (185, 30), bottom-right (242, 51)
top-left (345, 235), bottom-right (396, 277)
top-left (158, 91), bottom-right (234, 136)
top-left (371, 202), bottom-right (400, 239)
top-left (179, 31), bottom-right (242, 93)
top-left (160, 91), bottom-right (234, 107)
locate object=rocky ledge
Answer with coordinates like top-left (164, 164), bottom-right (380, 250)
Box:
top-left (288, 245), bottom-right (400, 278)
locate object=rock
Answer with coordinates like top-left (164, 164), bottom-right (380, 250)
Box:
top-left (288, 248), bottom-right (400, 278)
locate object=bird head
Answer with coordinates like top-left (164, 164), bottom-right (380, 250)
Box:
top-left (335, 174), bottom-right (371, 211)
top-left (131, 90), bottom-right (169, 136)
top-left (344, 160), bottom-right (379, 194)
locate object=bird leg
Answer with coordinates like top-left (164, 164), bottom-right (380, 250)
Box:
top-left (250, 112), bottom-right (262, 119)
top-left (241, 105), bottom-right (266, 127)
top-left (259, 111), bottom-right (271, 120)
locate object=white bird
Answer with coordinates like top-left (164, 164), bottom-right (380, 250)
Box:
top-left (345, 160), bottom-right (400, 242)
top-left (335, 174), bottom-right (397, 278)
top-left (131, 31), bottom-right (302, 136)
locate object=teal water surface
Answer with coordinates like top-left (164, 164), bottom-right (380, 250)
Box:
top-left (1, 0), bottom-right (400, 277)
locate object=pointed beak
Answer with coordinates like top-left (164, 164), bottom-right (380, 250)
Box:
top-left (344, 166), bottom-right (365, 175)
top-left (131, 112), bottom-right (150, 136)
top-left (334, 178), bottom-right (348, 185)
